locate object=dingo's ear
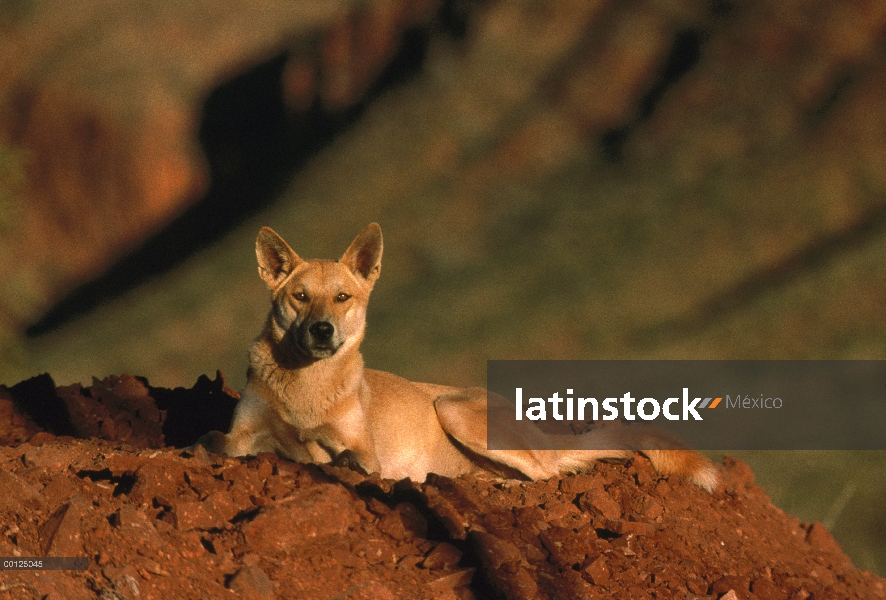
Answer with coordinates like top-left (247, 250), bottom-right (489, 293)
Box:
top-left (340, 223), bottom-right (383, 283)
top-left (256, 227), bottom-right (301, 289)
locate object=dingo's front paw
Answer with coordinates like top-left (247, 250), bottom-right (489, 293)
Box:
top-left (332, 450), bottom-right (380, 476)
top-left (193, 430), bottom-right (228, 455)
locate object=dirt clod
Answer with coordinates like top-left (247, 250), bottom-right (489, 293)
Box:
top-left (0, 374), bottom-right (884, 599)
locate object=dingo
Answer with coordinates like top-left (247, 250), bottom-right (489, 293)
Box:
top-left (198, 224), bottom-right (718, 491)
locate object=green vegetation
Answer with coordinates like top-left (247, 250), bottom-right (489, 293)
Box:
top-left (0, 141), bottom-right (27, 382)
top-left (0, 141), bottom-right (25, 233)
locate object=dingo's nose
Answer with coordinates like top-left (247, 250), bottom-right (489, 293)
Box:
top-left (309, 321), bottom-right (334, 342)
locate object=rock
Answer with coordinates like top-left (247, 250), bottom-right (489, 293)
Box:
top-left (112, 504), bottom-right (164, 550)
top-left (422, 542), bottom-right (463, 570)
top-left (0, 468), bottom-right (42, 509)
top-left (38, 496), bottom-right (87, 557)
top-left (166, 499), bottom-right (222, 531)
top-left (376, 502), bottom-right (428, 540)
top-left (539, 526), bottom-right (590, 567)
top-left (559, 473), bottom-right (603, 495)
top-left (128, 460), bottom-right (187, 506)
top-left (243, 484), bottom-right (360, 555)
top-left (584, 555), bottom-right (609, 586)
top-left (427, 568), bottom-right (475, 593)
top-left (806, 522), bottom-right (843, 554)
top-left (580, 488), bottom-right (622, 520)
top-left (751, 577), bottom-right (783, 600)
top-left (712, 576), bottom-right (750, 599)
top-left (598, 518), bottom-right (656, 537)
top-left (202, 490), bottom-right (239, 522)
top-left (469, 531), bottom-right (524, 571)
top-left (228, 565), bottom-right (275, 598)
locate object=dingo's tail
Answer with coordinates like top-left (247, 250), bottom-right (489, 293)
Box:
top-left (438, 391), bottom-right (719, 491)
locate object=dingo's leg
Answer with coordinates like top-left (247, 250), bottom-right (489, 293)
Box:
top-left (434, 389), bottom-right (560, 480)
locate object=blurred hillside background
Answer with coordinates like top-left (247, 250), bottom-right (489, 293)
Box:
top-left (1, 0), bottom-right (884, 574)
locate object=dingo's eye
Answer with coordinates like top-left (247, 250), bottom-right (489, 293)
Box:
top-left (335, 292), bottom-right (351, 302)
top-left (293, 291), bottom-right (309, 302)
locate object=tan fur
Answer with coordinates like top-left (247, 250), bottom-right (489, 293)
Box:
top-left (198, 224), bottom-right (719, 491)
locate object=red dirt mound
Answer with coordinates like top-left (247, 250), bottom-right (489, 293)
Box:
top-left (0, 374), bottom-right (884, 599)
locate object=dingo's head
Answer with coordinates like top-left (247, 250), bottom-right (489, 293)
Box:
top-left (255, 223), bottom-right (382, 363)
